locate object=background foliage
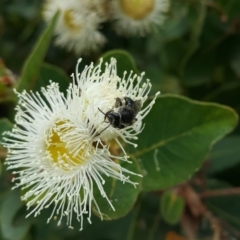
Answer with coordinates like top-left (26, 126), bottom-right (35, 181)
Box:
top-left (1, 0), bottom-right (240, 239)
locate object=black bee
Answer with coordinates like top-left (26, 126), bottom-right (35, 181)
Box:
top-left (98, 97), bottom-right (142, 133)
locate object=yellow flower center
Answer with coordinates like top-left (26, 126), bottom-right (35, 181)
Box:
top-left (120, 0), bottom-right (155, 20)
top-left (63, 9), bottom-right (82, 31)
top-left (46, 121), bottom-right (89, 171)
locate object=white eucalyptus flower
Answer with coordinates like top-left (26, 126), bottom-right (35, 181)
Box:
top-left (2, 58), bottom-right (158, 230)
top-left (109, 0), bottom-right (170, 36)
top-left (42, 0), bottom-right (106, 54)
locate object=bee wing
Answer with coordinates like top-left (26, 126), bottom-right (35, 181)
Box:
top-left (134, 100), bottom-right (142, 113)
top-left (115, 97), bottom-right (123, 108)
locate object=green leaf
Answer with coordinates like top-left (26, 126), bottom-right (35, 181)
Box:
top-left (92, 158), bottom-right (141, 220)
top-left (130, 94), bottom-right (238, 191)
top-left (0, 190), bottom-right (31, 240)
top-left (0, 118), bottom-right (13, 143)
top-left (16, 11), bottom-right (59, 92)
top-left (208, 136), bottom-right (240, 175)
top-left (99, 50), bottom-right (139, 77)
top-left (34, 63), bottom-right (70, 92)
top-left (160, 191), bottom-right (185, 225)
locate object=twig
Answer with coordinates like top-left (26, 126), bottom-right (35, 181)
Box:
top-left (221, 221), bottom-right (240, 239)
top-left (203, 211), bottom-right (221, 240)
top-left (180, 184), bottom-right (223, 240)
top-left (200, 187), bottom-right (240, 198)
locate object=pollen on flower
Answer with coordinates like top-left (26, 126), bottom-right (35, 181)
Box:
top-left (120, 0), bottom-right (155, 20)
top-left (63, 10), bottom-right (82, 32)
top-left (45, 121), bottom-right (90, 170)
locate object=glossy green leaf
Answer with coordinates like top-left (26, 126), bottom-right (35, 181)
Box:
top-left (16, 11), bottom-right (59, 92)
top-left (92, 158), bottom-right (141, 220)
top-left (34, 63), bottom-right (70, 92)
top-left (129, 94), bottom-right (238, 191)
top-left (100, 50), bottom-right (139, 77)
top-left (0, 118), bottom-right (13, 143)
top-left (208, 136), bottom-right (240, 175)
top-left (160, 191), bottom-right (185, 225)
top-left (0, 190), bottom-right (31, 240)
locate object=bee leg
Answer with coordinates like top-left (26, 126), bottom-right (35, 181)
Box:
top-left (133, 118), bottom-right (138, 123)
top-left (95, 123), bottom-right (111, 136)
